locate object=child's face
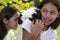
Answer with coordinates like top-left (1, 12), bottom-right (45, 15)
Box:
top-left (6, 12), bottom-right (19, 29)
top-left (41, 2), bottom-right (59, 26)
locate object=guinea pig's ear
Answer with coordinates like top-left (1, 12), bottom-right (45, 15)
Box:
top-left (35, 9), bottom-right (42, 19)
top-left (35, 9), bottom-right (39, 13)
top-left (35, 9), bottom-right (38, 12)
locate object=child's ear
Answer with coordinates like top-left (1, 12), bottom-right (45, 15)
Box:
top-left (57, 12), bottom-right (60, 18)
top-left (3, 18), bottom-right (8, 24)
top-left (57, 14), bottom-right (59, 18)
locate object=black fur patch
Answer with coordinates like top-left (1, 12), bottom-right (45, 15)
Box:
top-left (18, 14), bottom-right (23, 24)
top-left (29, 9), bottom-right (42, 24)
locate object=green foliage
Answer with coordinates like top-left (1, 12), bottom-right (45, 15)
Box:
top-left (0, 0), bottom-right (34, 12)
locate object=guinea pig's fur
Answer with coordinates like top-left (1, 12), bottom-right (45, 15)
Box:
top-left (18, 7), bottom-right (42, 24)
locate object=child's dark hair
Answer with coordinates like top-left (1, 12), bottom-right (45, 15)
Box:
top-left (0, 6), bottom-right (18, 40)
top-left (37, 0), bottom-right (60, 29)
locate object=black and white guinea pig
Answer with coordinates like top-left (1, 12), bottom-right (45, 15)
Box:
top-left (18, 7), bottom-right (42, 24)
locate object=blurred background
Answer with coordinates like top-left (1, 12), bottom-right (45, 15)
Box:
top-left (0, 0), bottom-right (60, 40)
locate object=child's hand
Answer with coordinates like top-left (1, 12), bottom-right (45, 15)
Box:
top-left (31, 19), bottom-right (44, 36)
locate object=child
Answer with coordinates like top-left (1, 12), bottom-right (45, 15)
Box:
top-left (0, 6), bottom-right (19, 40)
top-left (17, 0), bottom-right (60, 40)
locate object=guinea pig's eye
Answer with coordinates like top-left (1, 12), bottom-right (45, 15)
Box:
top-left (32, 13), bottom-right (36, 17)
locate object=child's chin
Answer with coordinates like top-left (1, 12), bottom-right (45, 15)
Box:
top-left (44, 23), bottom-right (51, 26)
top-left (12, 27), bottom-right (18, 30)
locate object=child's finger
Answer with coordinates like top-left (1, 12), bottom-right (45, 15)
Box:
top-left (35, 19), bottom-right (40, 24)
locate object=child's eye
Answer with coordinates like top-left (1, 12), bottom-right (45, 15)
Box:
top-left (42, 9), bottom-right (48, 13)
top-left (50, 11), bottom-right (56, 15)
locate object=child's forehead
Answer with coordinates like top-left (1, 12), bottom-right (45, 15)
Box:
top-left (41, 3), bottom-right (58, 12)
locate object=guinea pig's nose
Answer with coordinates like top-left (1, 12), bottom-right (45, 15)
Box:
top-left (20, 14), bottom-right (22, 17)
top-left (18, 17), bottom-right (23, 24)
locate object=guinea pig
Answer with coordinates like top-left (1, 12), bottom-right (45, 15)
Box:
top-left (18, 7), bottom-right (42, 24)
